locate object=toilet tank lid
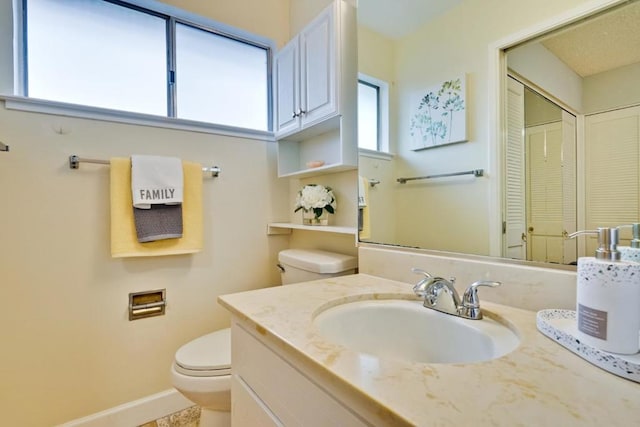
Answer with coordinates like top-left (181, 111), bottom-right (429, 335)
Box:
top-left (278, 249), bottom-right (357, 274)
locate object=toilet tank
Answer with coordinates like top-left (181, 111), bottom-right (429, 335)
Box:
top-left (278, 249), bottom-right (357, 285)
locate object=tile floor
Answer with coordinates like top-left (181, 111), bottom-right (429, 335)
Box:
top-left (138, 405), bottom-right (200, 427)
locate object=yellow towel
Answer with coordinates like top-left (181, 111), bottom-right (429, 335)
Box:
top-left (359, 177), bottom-right (371, 240)
top-left (110, 158), bottom-right (203, 258)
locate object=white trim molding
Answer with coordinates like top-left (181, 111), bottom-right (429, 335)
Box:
top-left (56, 389), bottom-right (194, 427)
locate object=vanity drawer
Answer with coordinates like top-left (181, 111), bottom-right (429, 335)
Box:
top-left (231, 321), bottom-right (369, 427)
top-left (231, 374), bottom-right (282, 427)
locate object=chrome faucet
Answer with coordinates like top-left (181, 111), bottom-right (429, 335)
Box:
top-left (411, 268), bottom-right (500, 320)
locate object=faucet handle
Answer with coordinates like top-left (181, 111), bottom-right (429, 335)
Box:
top-left (462, 281), bottom-right (501, 307)
top-left (411, 268), bottom-right (432, 296)
top-left (411, 267), bottom-right (432, 278)
top-left (459, 281), bottom-right (500, 320)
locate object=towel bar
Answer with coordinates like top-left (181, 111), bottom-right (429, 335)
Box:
top-left (397, 168), bottom-right (483, 184)
top-left (69, 155), bottom-right (221, 177)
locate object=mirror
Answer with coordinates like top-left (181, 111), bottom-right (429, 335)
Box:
top-left (357, 0), bottom-right (640, 266)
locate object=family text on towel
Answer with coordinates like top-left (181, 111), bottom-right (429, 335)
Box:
top-left (138, 188), bottom-right (178, 201)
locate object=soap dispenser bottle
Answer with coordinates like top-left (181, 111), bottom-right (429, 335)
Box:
top-left (618, 223), bottom-right (640, 263)
top-left (568, 227), bottom-right (640, 355)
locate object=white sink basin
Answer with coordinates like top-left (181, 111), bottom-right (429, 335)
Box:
top-left (313, 298), bottom-right (520, 364)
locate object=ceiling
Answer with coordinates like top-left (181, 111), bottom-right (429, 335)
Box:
top-left (540, 0), bottom-right (640, 77)
top-left (358, 0), bottom-right (640, 77)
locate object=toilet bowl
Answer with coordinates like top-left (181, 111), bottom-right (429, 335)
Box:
top-left (171, 249), bottom-right (356, 426)
top-left (170, 328), bottom-right (231, 427)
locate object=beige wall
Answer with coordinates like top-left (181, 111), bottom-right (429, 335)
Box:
top-left (583, 61), bottom-right (640, 113)
top-left (357, 26), bottom-right (398, 244)
top-left (357, 25), bottom-right (396, 84)
top-left (290, 0), bottom-right (357, 34)
top-left (162, 0), bottom-right (290, 48)
top-left (290, 0), bottom-right (330, 34)
top-left (358, 0), bottom-right (598, 255)
top-left (0, 0), bottom-right (296, 425)
top-left (0, 108), bottom-right (291, 426)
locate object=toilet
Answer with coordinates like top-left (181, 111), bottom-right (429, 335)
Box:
top-left (277, 248), bottom-right (357, 284)
top-left (170, 328), bottom-right (231, 427)
top-left (170, 248), bottom-right (356, 427)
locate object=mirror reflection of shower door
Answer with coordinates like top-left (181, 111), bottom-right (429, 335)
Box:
top-left (526, 122), bottom-right (563, 263)
top-left (504, 77), bottom-right (526, 260)
top-left (505, 76), bottom-right (577, 264)
top-left (561, 110), bottom-right (577, 264)
top-left (525, 114), bottom-right (577, 264)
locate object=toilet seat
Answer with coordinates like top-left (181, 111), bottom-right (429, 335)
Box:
top-left (174, 328), bottom-right (231, 377)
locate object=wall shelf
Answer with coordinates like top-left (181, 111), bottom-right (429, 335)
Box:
top-left (267, 222), bottom-right (357, 236)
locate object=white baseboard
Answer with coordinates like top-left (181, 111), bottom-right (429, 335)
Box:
top-left (57, 389), bottom-right (194, 427)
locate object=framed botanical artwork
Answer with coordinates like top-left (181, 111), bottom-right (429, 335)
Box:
top-left (409, 75), bottom-right (467, 150)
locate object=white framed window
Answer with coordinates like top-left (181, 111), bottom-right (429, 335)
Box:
top-left (358, 73), bottom-right (389, 153)
top-left (18, 0), bottom-right (272, 133)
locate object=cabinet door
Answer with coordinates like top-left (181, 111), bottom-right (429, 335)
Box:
top-left (232, 322), bottom-right (369, 427)
top-left (299, 6), bottom-right (336, 126)
top-left (274, 38), bottom-right (300, 135)
top-left (232, 375), bottom-right (282, 427)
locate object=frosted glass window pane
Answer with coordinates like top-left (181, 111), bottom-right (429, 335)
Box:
top-left (176, 23), bottom-right (268, 131)
top-left (358, 81), bottom-right (379, 150)
top-left (27, 0), bottom-right (167, 115)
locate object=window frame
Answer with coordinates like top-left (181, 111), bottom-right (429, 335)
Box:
top-left (12, 0), bottom-right (275, 139)
top-left (357, 72), bottom-right (390, 154)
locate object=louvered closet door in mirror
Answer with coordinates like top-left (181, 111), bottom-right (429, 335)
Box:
top-left (585, 106), bottom-right (640, 255)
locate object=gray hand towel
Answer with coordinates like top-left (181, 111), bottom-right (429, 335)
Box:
top-left (133, 204), bottom-right (183, 243)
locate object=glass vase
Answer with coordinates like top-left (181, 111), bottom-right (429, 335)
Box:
top-left (302, 209), bottom-right (329, 226)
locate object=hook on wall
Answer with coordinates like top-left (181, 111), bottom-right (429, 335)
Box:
top-left (0, 141), bottom-right (9, 152)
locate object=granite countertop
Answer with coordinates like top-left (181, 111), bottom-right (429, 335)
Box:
top-left (218, 274), bottom-right (640, 426)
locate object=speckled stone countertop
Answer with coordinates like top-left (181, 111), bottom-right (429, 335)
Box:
top-left (218, 274), bottom-right (640, 426)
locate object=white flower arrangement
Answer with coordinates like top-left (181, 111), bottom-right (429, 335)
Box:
top-left (294, 184), bottom-right (336, 220)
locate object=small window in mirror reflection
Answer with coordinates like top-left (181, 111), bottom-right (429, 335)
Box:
top-left (358, 80), bottom-right (379, 150)
top-left (358, 74), bottom-right (389, 152)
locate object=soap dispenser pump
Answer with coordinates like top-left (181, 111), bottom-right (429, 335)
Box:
top-left (618, 223), bottom-right (640, 263)
top-left (568, 227), bottom-right (640, 355)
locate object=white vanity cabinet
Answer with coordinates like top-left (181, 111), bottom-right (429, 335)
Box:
top-left (230, 321), bottom-right (370, 427)
top-left (273, 0), bottom-right (357, 178)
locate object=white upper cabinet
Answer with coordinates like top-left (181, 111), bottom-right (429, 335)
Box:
top-left (300, 9), bottom-right (337, 127)
top-left (274, 39), bottom-right (300, 135)
top-left (273, 0), bottom-right (357, 178)
top-left (275, 7), bottom-right (336, 136)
